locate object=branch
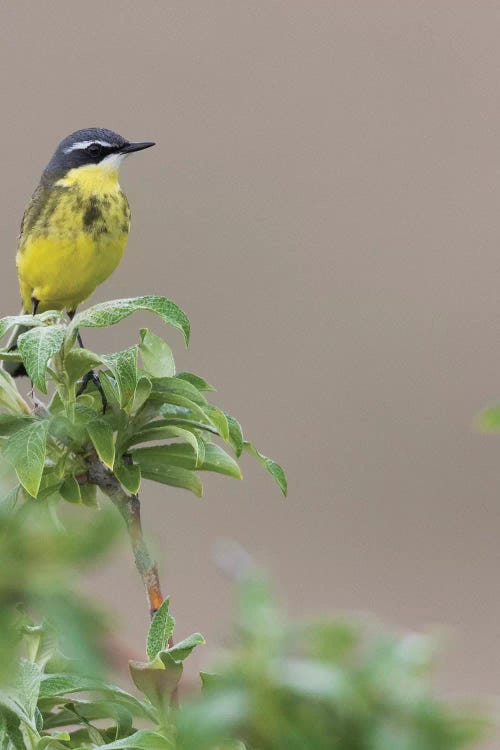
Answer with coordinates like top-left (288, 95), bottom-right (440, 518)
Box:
top-left (86, 458), bottom-right (164, 620)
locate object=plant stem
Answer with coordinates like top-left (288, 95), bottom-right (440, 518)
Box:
top-left (86, 458), bottom-right (166, 622)
top-left (116, 493), bottom-right (164, 619)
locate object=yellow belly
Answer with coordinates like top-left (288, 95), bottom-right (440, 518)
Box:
top-left (16, 166), bottom-right (130, 313)
top-left (17, 228), bottom-right (128, 313)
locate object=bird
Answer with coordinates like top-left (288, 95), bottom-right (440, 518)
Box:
top-left (4, 127), bottom-right (154, 378)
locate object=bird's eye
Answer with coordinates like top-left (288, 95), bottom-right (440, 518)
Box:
top-left (87, 143), bottom-right (102, 157)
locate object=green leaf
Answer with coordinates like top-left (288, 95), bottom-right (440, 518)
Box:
top-left (23, 621), bottom-right (58, 669)
top-left (149, 465), bottom-right (203, 496)
top-left (13, 659), bottom-right (41, 723)
top-left (139, 328), bottom-right (175, 377)
top-left (0, 690), bottom-right (35, 732)
top-left (0, 414), bottom-right (35, 437)
top-left (151, 377), bottom-right (208, 406)
top-left (147, 598), bottom-right (175, 660)
top-left (131, 376), bottom-right (152, 413)
top-left (17, 325), bottom-right (65, 393)
top-left (0, 310), bottom-right (62, 339)
top-left (98, 371), bottom-right (122, 414)
top-left (64, 348), bottom-right (103, 385)
top-left (60, 476), bottom-right (82, 503)
top-left (152, 393), bottom-right (212, 427)
top-left (154, 417), bottom-right (218, 436)
top-left (39, 674), bottom-right (150, 718)
top-left (69, 295), bottom-right (190, 345)
top-left (124, 424), bottom-right (202, 464)
top-left (87, 724), bottom-right (106, 746)
top-left (243, 441), bottom-right (287, 496)
top-left (131, 443), bottom-right (241, 479)
top-left (101, 348), bottom-right (138, 412)
top-left (203, 405), bottom-right (229, 442)
top-left (133, 452), bottom-right (203, 497)
top-left (0, 661), bottom-right (42, 734)
top-left (160, 632), bottom-right (205, 663)
top-left (129, 658), bottom-right (183, 709)
top-left (202, 443), bottom-right (242, 478)
top-left (114, 459), bottom-right (141, 494)
top-left (43, 700), bottom-right (133, 734)
top-left (0, 706), bottom-right (25, 749)
top-left (87, 419), bottom-right (115, 468)
top-left (156, 402), bottom-right (195, 419)
top-left (226, 414), bottom-right (244, 457)
top-left (0, 370), bottom-right (31, 413)
top-left (176, 372), bottom-right (215, 391)
top-left (4, 420), bottom-right (49, 496)
top-left (36, 702), bottom-right (43, 733)
top-left (152, 391), bottom-right (227, 441)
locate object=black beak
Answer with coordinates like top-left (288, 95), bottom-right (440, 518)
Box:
top-left (121, 141), bottom-right (155, 154)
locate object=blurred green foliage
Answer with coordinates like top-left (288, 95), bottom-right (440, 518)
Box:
top-left (178, 576), bottom-right (488, 750)
top-left (0, 569), bottom-right (488, 750)
top-left (0, 494), bottom-right (120, 684)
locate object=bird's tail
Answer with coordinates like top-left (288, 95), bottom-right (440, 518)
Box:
top-left (2, 310), bottom-right (29, 377)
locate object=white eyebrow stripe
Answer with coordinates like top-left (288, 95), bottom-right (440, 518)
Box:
top-left (63, 139), bottom-right (114, 154)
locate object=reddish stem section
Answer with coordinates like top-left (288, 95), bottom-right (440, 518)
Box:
top-left (126, 494), bottom-right (164, 619)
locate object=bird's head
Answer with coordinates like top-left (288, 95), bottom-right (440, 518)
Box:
top-left (43, 128), bottom-right (155, 182)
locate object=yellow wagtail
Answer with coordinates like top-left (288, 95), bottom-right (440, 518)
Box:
top-left (4, 127), bottom-right (154, 382)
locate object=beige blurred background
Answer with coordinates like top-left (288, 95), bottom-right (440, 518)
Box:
top-left (1, 0), bottom-right (500, 721)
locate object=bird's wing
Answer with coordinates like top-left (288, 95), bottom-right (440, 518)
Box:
top-left (18, 183), bottom-right (44, 244)
top-left (17, 181), bottom-right (69, 251)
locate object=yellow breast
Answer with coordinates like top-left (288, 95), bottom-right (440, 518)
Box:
top-left (17, 164), bottom-right (131, 313)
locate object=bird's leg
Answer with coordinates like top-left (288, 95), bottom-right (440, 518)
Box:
top-left (31, 297), bottom-right (39, 317)
top-left (67, 309), bottom-right (84, 348)
top-left (76, 371), bottom-right (108, 414)
top-left (68, 309), bottom-right (108, 414)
